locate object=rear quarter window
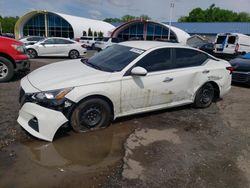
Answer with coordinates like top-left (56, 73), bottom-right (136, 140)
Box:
top-left (174, 48), bottom-right (208, 68)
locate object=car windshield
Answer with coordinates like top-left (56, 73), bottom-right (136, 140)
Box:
top-left (85, 44), bottom-right (144, 72)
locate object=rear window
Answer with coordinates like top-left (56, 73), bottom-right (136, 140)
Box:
top-left (216, 36), bottom-right (227, 44)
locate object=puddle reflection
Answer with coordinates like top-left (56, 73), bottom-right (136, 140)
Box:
top-left (22, 124), bottom-right (133, 168)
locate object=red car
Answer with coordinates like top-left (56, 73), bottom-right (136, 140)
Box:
top-left (0, 36), bottom-right (30, 82)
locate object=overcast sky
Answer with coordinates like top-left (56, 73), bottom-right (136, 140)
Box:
top-left (1, 0), bottom-right (250, 21)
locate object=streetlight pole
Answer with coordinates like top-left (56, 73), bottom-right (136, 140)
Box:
top-left (168, 1), bottom-right (174, 41)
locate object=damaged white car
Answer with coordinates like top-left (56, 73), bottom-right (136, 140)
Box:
top-left (18, 41), bottom-right (232, 141)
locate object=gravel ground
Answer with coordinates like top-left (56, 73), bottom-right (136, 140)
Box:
top-left (1, 55), bottom-right (250, 187)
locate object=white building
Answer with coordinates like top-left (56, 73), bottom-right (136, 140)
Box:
top-left (15, 10), bottom-right (115, 39)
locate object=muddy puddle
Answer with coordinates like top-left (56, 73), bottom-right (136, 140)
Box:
top-left (0, 122), bottom-right (136, 188)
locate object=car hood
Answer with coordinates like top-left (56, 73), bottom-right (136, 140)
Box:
top-left (27, 59), bottom-right (112, 91)
top-left (230, 58), bottom-right (250, 72)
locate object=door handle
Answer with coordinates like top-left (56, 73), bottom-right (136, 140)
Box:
top-left (163, 77), bottom-right (173, 82)
top-left (202, 70), bottom-right (210, 74)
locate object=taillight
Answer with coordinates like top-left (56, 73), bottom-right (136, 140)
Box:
top-left (81, 44), bottom-right (87, 48)
top-left (235, 43), bottom-right (239, 52)
top-left (226, 66), bottom-right (234, 74)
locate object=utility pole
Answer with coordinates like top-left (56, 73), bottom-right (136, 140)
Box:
top-left (168, 1), bottom-right (174, 41)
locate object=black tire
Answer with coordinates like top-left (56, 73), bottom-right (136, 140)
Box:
top-left (27, 48), bottom-right (37, 58)
top-left (69, 50), bottom-right (80, 59)
top-left (70, 98), bottom-right (112, 132)
top-left (0, 57), bottom-right (14, 82)
top-left (193, 83), bottom-right (215, 108)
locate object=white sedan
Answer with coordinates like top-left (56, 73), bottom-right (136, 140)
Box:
top-left (26, 37), bottom-right (87, 59)
top-left (18, 41), bottom-right (232, 141)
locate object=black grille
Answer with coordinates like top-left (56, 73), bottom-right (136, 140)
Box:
top-left (28, 117), bottom-right (39, 132)
top-left (19, 88), bottom-right (25, 104)
top-left (232, 73), bottom-right (249, 83)
top-left (216, 48), bottom-right (223, 51)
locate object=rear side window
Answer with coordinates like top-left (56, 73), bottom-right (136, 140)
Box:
top-left (54, 39), bottom-right (74, 44)
top-left (174, 48), bottom-right (208, 68)
top-left (228, 36), bottom-right (236, 44)
top-left (136, 48), bottom-right (172, 72)
top-left (44, 39), bottom-right (55, 44)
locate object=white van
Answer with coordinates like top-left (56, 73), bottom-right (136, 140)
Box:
top-left (214, 33), bottom-right (250, 56)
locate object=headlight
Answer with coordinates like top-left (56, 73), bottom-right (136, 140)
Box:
top-left (12, 44), bottom-right (26, 53)
top-left (32, 88), bottom-right (73, 101)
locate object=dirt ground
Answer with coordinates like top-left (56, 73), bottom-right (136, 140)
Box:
top-left (1, 55), bottom-right (250, 188)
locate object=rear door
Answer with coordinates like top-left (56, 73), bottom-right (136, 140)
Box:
top-left (170, 48), bottom-right (211, 102)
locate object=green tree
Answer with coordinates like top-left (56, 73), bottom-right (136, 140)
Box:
top-left (88, 28), bottom-right (93, 36)
top-left (0, 15), bottom-right (19, 33)
top-left (138, 14), bottom-right (151, 20)
top-left (121, 15), bottom-right (136, 22)
top-left (98, 31), bottom-right (103, 37)
top-left (178, 4), bottom-right (250, 22)
top-left (103, 17), bottom-right (121, 23)
top-left (93, 31), bottom-right (97, 37)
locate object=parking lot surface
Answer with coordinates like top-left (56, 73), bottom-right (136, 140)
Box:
top-left (1, 53), bottom-right (250, 187)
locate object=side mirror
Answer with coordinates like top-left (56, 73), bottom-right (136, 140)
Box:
top-left (131, 66), bottom-right (147, 76)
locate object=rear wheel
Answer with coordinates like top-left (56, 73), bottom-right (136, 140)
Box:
top-left (69, 50), bottom-right (79, 59)
top-left (27, 48), bottom-right (37, 58)
top-left (70, 98), bottom-right (112, 132)
top-left (193, 83), bottom-right (215, 108)
top-left (0, 57), bottom-right (14, 82)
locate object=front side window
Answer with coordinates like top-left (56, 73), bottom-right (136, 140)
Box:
top-left (174, 48), bottom-right (208, 68)
top-left (86, 44), bottom-right (144, 72)
top-left (136, 48), bottom-right (172, 72)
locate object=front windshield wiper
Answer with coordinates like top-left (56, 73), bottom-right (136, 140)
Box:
top-left (81, 58), bottom-right (102, 71)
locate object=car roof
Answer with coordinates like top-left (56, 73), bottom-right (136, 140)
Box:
top-left (119, 40), bottom-right (184, 50)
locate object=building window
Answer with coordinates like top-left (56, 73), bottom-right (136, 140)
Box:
top-left (23, 13), bottom-right (74, 38)
top-left (116, 22), bottom-right (177, 42)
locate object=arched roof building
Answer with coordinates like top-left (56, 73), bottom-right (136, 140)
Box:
top-left (111, 20), bottom-right (190, 44)
top-left (15, 10), bottom-right (115, 39)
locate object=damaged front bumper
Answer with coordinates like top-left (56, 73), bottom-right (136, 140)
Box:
top-left (17, 102), bottom-right (68, 142)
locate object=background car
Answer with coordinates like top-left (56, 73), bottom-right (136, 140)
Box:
top-left (0, 36), bottom-right (29, 82)
top-left (19, 36), bottom-right (45, 46)
top-left (94, 37), bottom-right (123, 51)
top-left (192, 42), bottom-right (214, 55)
top-left (18, 41), bottom-right (232, 141)
top-left (26, 37), bottom-right (87, 59)
top-left (229, 52), bottom-right (250, 85)
top-left (79, 36), bottom-right (102, 49)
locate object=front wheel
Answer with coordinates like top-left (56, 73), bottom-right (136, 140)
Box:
top-left (69, 50), bottom-right (79, 59)
top-left (193, 83), bottom-right (215, 108)
top-left (0, 57), bottom-right (14, 82)
top-left (70, 98), bottom-right (112, 132)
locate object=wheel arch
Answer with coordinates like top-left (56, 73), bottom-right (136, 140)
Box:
top-left (0, 53), bottom-right (16, 68)
top-left (27, 48), bottom-right (38, 56)
top-left (194, 81), bottom-right (220, 102)
top-left (69, 94), bottom-right (115, 120)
